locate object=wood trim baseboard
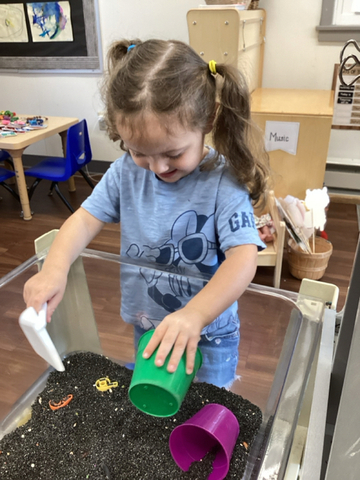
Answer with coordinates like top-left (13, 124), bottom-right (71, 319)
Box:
top-left (329, 192), bottom-right (360, 204)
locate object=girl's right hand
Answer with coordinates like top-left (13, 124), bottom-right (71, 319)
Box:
top-left (23, 269), bottom-right (68, 323)
top-left (22, 208), bottom-right (106, 323)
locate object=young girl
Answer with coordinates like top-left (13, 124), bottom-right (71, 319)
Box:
top-left (23, 39), bottom-right (269, 388)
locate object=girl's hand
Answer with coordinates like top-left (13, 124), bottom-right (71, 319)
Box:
top-left (23, 269), bottom-right (68, 323)
top-left (142, 307), bottom-right (206, 375)
top-left (142, 244), bottom-right (257, 375)
top-left (23, 209), bottom-right (105, 323)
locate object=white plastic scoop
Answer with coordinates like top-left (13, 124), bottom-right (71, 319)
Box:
top-left (19, 304), bottom-right (65, 372)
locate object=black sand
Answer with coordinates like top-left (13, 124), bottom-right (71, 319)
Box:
top-left (0, 352), bottom-right (262, 479)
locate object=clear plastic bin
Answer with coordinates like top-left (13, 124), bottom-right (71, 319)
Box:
top-left (0, 247), bottom-right (324, 479)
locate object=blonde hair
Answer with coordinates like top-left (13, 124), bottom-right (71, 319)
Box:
top-left (102, 39), bottom-right (270, 207)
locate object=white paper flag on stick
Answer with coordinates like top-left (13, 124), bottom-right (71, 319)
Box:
top-left (304, 187), bottom-right (330, 231)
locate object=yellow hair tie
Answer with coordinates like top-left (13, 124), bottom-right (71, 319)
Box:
top-left (209, 60), bottom-right (217, 75)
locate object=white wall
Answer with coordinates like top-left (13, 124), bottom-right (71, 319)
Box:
top-left (259, 0), bottom-right (358, 163)
top-left (1, 0), bottom-right (358, 163)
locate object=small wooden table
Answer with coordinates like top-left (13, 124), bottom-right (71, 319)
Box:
top-left (0, 115), bottom-right (79, 220)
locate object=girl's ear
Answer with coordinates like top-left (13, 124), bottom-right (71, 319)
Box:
top-left (204, 103), bottom-right (219, 134)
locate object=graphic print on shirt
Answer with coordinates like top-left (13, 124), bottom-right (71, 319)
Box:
top-left (126, 210), bottom-right (219, 317)
top-left (126, 208), bottom-right (255, 324)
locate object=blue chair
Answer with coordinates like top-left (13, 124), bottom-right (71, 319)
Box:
top-left (0, 167), bottom-right (19, 201)
top-left (25, 119), bottom-right (95, 213)
top-left (0, 149), bottom-right (19, 201)
top-left (0, 148), bottom-right (14, 169)
top-left (0, 149), bottom-right (10, 161)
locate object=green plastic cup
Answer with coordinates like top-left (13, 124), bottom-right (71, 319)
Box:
top-left (128, 330), bottom-right (202, 417)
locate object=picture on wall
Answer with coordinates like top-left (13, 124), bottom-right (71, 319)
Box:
top-left (0, 0), bottom-right (101, 72)
top-left (0, 3), bottom-right (29, 43)
top-left (27, 2), bottom-right (74, 42)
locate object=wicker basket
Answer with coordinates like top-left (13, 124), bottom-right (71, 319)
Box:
top-left (287, 237), bottom-right (333, 281)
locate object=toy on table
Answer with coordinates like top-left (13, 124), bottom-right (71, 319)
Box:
top-left (0, 110), bottom-right (18, 124)
top-left (0, 130), bottom-right (17, 137)
top-left (25, 116), bottom-right (47, 127)
top-left (0, 113), bottom-right (48, 135)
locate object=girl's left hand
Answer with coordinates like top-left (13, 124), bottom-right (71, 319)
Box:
top-left (142, 308), bottom-right (206, 374)
top-left (141, 244), bottom-right (258, 374)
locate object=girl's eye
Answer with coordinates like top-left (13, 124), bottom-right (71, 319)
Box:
top-left (132, 152), bottom-right (144, 158)
top-left (168, 153), bottom-right (182, 160)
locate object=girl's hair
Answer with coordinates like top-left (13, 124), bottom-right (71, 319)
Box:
top-left (102, 39), bottom-right (270, 206)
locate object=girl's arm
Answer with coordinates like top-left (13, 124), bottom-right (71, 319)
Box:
top-left (23, 207), bottom-right (105, 322)
top-left (143, 243), bottom-right (258, 374)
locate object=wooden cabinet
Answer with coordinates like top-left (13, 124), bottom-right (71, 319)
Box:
top-left (251, 88), bottom-right (334, 200)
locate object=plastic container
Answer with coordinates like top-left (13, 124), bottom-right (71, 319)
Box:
top-left (287, 237), bottom-right (333, 280)
top-left (169, 403), bottom-right (240, 480)
top-left (128, 330), bottom-right (202, 417)
top-left (0, 246), bottom-right (324, 478)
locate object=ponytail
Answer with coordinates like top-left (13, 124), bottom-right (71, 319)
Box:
top-left (211, 64), bottom-right (270, 208)
top-left (106, 39), bottom-right (140, 72)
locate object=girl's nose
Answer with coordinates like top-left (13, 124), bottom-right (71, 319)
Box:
top-left (149, 158), bottom-right (169, 175)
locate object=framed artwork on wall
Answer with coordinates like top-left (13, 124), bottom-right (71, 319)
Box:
top-left (0, 0), bottom-right (102, 72)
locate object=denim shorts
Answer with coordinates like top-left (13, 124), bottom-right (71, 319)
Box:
top-left (133, 315), bottom-right (240, 389)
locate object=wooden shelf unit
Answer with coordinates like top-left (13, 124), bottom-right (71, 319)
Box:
top-left (187, 7), bottom-right (266, 92)
top-left (251, 88), bottom-right (335, 200)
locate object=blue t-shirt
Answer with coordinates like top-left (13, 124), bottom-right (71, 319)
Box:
top-left (82, 148), bottom-right (265, 335)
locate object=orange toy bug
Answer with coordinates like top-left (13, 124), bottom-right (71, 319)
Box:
top-left (49, 394), bottom-right (73, 411)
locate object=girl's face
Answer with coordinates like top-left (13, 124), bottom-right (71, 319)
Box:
top-left (116, 113), bottom-right (208, 183)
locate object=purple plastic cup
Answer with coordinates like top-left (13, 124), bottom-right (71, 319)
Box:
top-left (169, 403), bottom-right (240, 480)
